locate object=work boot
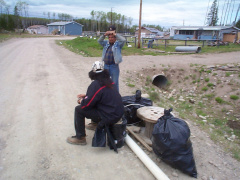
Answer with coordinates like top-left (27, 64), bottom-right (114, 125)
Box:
top-left (86, 122), bottom-right (98, 131)
top-left (67, 136), bottom-right (87, 145)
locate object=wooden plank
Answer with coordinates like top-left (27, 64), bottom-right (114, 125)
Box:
top-left (126, 127), bottom-right (152, 152)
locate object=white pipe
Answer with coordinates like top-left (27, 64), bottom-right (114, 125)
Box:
top-left (125, 135), bottom-right (170, 180)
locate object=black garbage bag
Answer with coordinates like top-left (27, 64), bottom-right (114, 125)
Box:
top-left (152, 108), bottom-right (198, 178)
top-left (92, 127), bottom-right (106, 147)
top-left (122, 90), bottom-right (152, 125)
top-left (107, 117), bottom-right (127, 150)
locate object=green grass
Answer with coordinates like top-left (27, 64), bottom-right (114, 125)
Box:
top-left (202, 87), bottom-right (208, 91)
top-left (205, 78), bottom-right (210, 82)
top-left (207, 83), bottom-right (214, 87)
top-left (215, 97), bottom-right (224, 104)
top-left (230, 95), bottom-right (239, 100)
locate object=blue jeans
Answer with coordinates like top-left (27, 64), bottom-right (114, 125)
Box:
top-left (104, 64), bottom-right (119, 92)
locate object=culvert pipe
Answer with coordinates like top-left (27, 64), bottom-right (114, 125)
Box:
top-left (152, 74), bottom-right (168, 88)
top-left (175, 46), bottom-right (201, 53)
top-left (125, 135), bottom-right (170, 180)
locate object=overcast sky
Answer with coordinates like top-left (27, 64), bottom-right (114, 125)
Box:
top-left (6, 0), bottom-right (240, 28)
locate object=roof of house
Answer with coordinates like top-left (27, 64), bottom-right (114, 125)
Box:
top-left (136, 27), bottom-right (165, 35)
top-left (27, 25), bottom-right (47, 29)
top-left (171, 26), bottom-right (240, 31)
top-left (47, 21), bottom-right (83, 26)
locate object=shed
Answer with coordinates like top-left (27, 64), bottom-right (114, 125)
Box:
top-left (27, 25), bottom-right (48, 34)
top-left (135, 27), bottom-right (166, 38)
top-left (47, 21), bottom-right (83, 35)
top-left (170, 26), bottom-right (240, 42)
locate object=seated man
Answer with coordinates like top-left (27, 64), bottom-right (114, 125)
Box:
top-left (67, 61), bottom-right (124, 145)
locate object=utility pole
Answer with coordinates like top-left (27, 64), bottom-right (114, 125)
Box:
top-left (138, 0), bottom-right (142, 48)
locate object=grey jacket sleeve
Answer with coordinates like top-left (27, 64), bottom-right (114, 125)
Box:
top-left (98, 35), bottom-right (106, 47)
top-left (116, 34), bottom-right (126, 48)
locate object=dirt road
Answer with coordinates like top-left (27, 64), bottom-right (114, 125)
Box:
top-left (0, 37), bottom-right (240, 180)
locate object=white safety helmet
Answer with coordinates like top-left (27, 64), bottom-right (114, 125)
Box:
top-left (92, 61), bottom-right (104, 73)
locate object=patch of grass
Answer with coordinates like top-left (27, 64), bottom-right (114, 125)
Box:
top-left (207, 83), bottom-right (214, 87)
top-left (148, 91), bottom-right (160, 102)
top-left (192, 80), bottom-right (197, 84)
top-left (206, 70), bottom-right (212, 73)
top-left (184, 76), bottom-right (189, 80)
top-left (202, 87), bottom-right (208, 91)
top-left (225, 72), bottom-right (232, 77)
top-left (215, 97), bottom-right (224, 104)
top-left (191, 74), bottom-right (197, 80)
top-left (213, 73), bottom-right (218, 76)
top-left (230, 95), bottom-right (239, 100)
top-left (204, 93), bottom-right (215, 99)
top-left (127, 83), bottom-right (135, 87)
top-left (205, 78), bottom-right (210, 82)
top-left (213, 118), bottom-right (226, 126)
top-left (198, 102), bottom-right (204, 107)
top-left (196, 109), bottom-right (207, 116)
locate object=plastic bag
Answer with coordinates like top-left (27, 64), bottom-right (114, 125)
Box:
top-left (107, 117), bottom-right (127, 150)
top-left (122, 90), bottom-right (152, 124)
top-left (152, 108), bottom-right (197, 178)
top-left (92, 127), bottom-right (106, 147)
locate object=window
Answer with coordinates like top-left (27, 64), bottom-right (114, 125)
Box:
top-left (179, 30), bottom-right (194, 35)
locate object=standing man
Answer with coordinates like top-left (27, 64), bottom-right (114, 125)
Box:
top-left (98, 25), bottom-right (126, 92)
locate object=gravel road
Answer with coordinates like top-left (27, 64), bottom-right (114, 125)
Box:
top-left (0, 37), bottom-right (240, 180)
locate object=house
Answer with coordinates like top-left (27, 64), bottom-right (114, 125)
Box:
top-left (170, 26), bottom-right (240, 42)
top-left (135, 27), bottom-right (167, 38)
top-left (47, 21), bottom-right (83, 35)
top-left (27, 25), bottom-right (48, 34)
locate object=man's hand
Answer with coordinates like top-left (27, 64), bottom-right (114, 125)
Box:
top-left (104, 31), bottom-right (116, 36)
top-left (77, 94), bottom-right (86, 104)
top-left (77, 94), bottom-right (86, 98)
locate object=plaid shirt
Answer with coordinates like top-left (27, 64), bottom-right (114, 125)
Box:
top-left (103, 44), bottom-right (115, 65)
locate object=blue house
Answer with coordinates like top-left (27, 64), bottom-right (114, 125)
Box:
top-left (47, 21), bottom-right (83, 35)
top-left (170, 26), bottom-right (240, 41)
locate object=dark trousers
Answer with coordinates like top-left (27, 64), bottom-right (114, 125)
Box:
top-left (74, 105), bottom-right (101, 138)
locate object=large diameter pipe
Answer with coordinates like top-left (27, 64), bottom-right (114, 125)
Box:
top-left (175, 46), bottom-right (201, 53)
top-left (125, 135), bottom-right (170, 180)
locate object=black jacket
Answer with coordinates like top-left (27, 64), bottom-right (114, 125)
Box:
top-left (81, 80), bottom-right (124, 124)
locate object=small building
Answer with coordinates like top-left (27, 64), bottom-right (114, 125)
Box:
top-left (135, 27), bottom-right (167, 38)
top-left (170, 26), bottom-right (240, 41)
top-left (27, 25), bottom-right (48, 34)
top-left (47, 21), bottom-right (83, 35)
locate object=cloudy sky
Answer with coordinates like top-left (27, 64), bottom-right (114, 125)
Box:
top-left (6, 0), bottom-right (240, 28)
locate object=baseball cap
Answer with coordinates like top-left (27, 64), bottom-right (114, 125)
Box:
top-left (109, 25), bottom-right (116, 31)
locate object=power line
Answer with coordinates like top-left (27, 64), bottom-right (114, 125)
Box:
top-left (204, 0), bottom-right (212, 25)
top-left (229, 0), bottom-right (235, 25)
top-left (220, 0), bottom-right (227, 25)
top-left (223, 0), bottom-right (230, 25)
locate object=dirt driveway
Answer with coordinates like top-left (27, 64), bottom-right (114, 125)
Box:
top-left (0, 37), bottom-right (240, 180)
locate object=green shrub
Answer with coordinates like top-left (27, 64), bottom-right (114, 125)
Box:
top-left (202, 87), bottom-right (208, 91)
top-left (230, 95), bottom-right (239, 100)
top-left (215, 97), bottom-right (224, 104)
top-left (205, 78), bottom-right (210, 82)
top-left (207, 83), bottom-right (214, 87)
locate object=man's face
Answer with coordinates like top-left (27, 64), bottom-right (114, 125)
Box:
top-left (108, 34), bottom-right (116, 44)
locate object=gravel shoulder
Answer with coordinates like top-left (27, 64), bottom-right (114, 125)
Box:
top-left (0, 37), bottom-right (240, 180)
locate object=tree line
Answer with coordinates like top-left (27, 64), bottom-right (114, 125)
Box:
top-left (0, 0), bottom-right (168, 33)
